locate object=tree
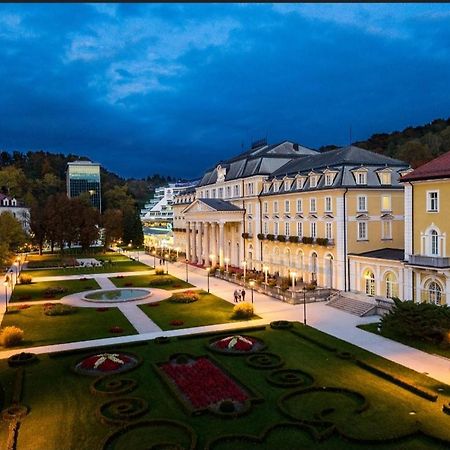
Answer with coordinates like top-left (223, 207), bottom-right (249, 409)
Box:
top-left (78, 206), bottom-right (100, 250)
top-left (0, 166), bottom-right (28, 198)
top-left (122, 207), bottom-right (143, 247)
top-left (102, 209), bottom-right (123, 249)
top-left (0, 212), bottom-right (26, 267)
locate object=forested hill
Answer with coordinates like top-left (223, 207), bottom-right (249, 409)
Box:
top-left (0, 150), bottom-right (174, 207)
top-left (320, 117), bottom-right (450, 168)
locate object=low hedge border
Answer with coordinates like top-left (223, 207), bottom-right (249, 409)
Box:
top-left (290, 329), bottom-right (337, 352)
top-left (336, 351), bottom-right (354, 360)
top-left (101, 419), bottom-right (198, 450)
top-left (270, 320), bottom-right (293, 330)
top-left (90, 376), bottom-right (138, 396)
top-left (266, 369), bottom-right (315, 388)
top-left (154, 336), bottom-right (171, 345)
top-left (246, 352), bottom-right (284, 370)
top-left (97, 396), bottom-right (149, 426)
top-left (177, 325), bottom-right (266, 341)
top-left (153, 353), bottom-right (263, 417)
top-left (355, 359), bottom-right (438, 402)
top-left (8, 352), bottom-right (38, 368)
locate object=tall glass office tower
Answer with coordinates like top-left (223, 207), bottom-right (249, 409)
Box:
top-left (66, 161), bottom-right (102, 211)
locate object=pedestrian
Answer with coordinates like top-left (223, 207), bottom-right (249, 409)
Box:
top-left (233, 289), bottom-right (238, 303)
top-left (241, 289), bottom-right (246, 302)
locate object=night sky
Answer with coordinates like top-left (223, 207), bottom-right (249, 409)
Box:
top-left (1, 3), bottom-right (450, 179)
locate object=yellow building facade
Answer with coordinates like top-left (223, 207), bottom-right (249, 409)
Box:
top-left (174, 142), bottom-right (409, 293)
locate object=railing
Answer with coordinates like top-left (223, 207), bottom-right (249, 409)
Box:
top-left (408, 255), bottom-right (450, 268)
top-left (214, 270), bottom-right (335, 305)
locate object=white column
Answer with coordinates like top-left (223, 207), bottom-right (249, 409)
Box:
top-left (404, 183), bottom-right (413, 259)
top-left (404, 267), bottom-right (413, 300)
top-left (198, 222), bottom-right (203, 264)
top-left (375, 266), bottom-right (381, 297)
top-left (219, 222), bottom-right (225, 267)
top-left (398, 266), bottom-right (404, 300)
top-left (414, 271), bottom-right (421, 303)
top-left (204, 222), bottom-right (210, 264)
top-left (192, 221), bottom-right (197, 263)
top-left (186, 221), bottom-right (191, 261)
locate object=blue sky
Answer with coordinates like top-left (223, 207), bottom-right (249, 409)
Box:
top-left (1, 3), bottom-right (450, 178)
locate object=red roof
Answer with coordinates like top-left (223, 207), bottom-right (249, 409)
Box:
top-left (401, 150), bottom-right (450, 182)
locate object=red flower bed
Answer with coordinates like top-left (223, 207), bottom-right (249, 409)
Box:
top-left (96, 307), bottom-right (110, 312)
top-left (109, 326), bottom-right (124, 333)
top-left (214, 335), bottom-right (257, 352)
top-left (169, 320), bottom-right (184, 326)
top-left (80, 353), bottom-right (131, 372)
top-left (147, 302), bottom-right (160, 307)
top-left (18, 304), bottom-right (30, 310)
top-left (160, 357), bottom-right (248, 410)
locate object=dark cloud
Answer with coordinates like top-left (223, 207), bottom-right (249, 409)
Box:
top-left (0, 3), bottom-right (450, 178)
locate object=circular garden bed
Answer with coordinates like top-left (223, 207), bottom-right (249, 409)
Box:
top-left (208, 335), bottom-right (266, 355)
top-left (8, 352), bottom-right (38, 367)
top-left (73, 352), bottom-right (141, 376)
top-left (246, 352), bottom-right (284, 369)
top-left (267, 369), bottom-right (314, 388)
top-left (98, 397), bottom-right (149, 425)
top-left (91, 376), bottom-right (138, 396)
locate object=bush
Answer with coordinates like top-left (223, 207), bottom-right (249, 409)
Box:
top-left (44, 304), bottom-right (77, 316)
top-left (289, 236), bottom-right (299, 243)
top-left (277, 235), bottom-right (287, 242)
top-left (169, 291), bottom-right (199, 303)
top-left (266, 234), bottom-right (275, 241)
top-left (257, 233), bottom-right (265, 240)
top-left (231, 302), bottom-right (254, 319)
top-left (155, 267), bottom-right (165, 275)
top-left (305, 283), bottom-right (316, 291)
top-left (43, 286), bottom-right (68, 298)
top-left (169, 320), bottom-right (184, 326)
top-left (19, 274), bottom-right (32, 284)
top-left (302, 236), bottom-right (314, 244)
top-left (0, 326), bottom-right (24, 347)
top-left (148, 275), bottom-right (176, 287)
top-left (278, 277), bottom-right (290, 291)
top-left (316, 237), bottom-right (329, 246)
top-left (109, 326), bottom-right (124, 333)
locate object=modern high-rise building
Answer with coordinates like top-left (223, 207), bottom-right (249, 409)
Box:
top-left (66, 161), bottom-right (102, 211)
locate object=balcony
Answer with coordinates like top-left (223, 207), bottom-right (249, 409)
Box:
top-left (408, 255), bottom-right (450, 268)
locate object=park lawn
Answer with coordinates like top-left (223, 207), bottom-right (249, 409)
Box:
top-left (0, 324), bottom-right (449, 450)
top-left (358, 322), bottom-right (450, 360)
top-left (110, 273), bottom-right (193, 290)
top-left (139, 290), bottom-right (260, 330)
top-left (0, 304), bottom-right (137, 348)
top-left (10, 279), bottom-right (101, 303)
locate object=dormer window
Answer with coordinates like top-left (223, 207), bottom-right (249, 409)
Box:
top-left (379, 172), bottom-right (391, 185)
top-left (296, 178), bottom-right (304, 189)
top-left (310, 176), bottom-right (318, 188)
top-left (284, 180), bottom-right (291, 191)
top-left (325, 174), bottom-right (334, 186)
top-left (274, 182), bottom-right (279, 192)
top-left (263, 183), bottom-right (269, 193)
top-left (355, 171), bottom-right (367, 185)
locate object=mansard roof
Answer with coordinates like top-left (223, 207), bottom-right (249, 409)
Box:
top-left (401, 149), bottom-right (450, 182)
top-left (198, 198), bottom-right (243, 211)
top-left (197, 141), bottom-right (317, 187)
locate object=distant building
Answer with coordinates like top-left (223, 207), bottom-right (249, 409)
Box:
top-left (66, 161), bottom-right (101, 211)
top-left (0, 193), bottom-right (30, 232)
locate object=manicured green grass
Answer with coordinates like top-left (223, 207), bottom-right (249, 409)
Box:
top-left (358, 322), bottom-right (450, 359)
top-left (0, 324), bottom-right (449, 450)
top-left (10, 279), bottom-right (101, 303)
top-left (0, 304), bottom-right (137, 348)
top-left (109, 273), bottom-right (193, 290)
top-left (139, 291), bottom-right (260, 330)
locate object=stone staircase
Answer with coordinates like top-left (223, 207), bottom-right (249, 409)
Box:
top-left (327, 293), bottom-right (377, 317)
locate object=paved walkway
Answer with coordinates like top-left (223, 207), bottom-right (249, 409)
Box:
top-left (1, 252), bottom-right (450, 386)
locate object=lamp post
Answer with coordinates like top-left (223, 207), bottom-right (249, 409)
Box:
top-left (151, 251), bottom-right (156, 268)
top-left (303, 286), bottom-right (307, 325)
top-left (3, 279), bottom-right (8, 313)
top-left (242, 260), bottom-right (247, 280)
top-left (185, 259), bottom-right (189, 283)
top-left (12, 262), bottom-right (18, 285)
top-left (291, 271), bottom-right (297, 299)
top-left (206, 267), bottom-right (210, 293)
top-left (209, 253), bottom-right (215, 268)
top-left (224, 257), bottom-right (230, 272)
top-left (164, 253), bottom-right (169, 274)
top-left (249, 280), bottom-right (255, 304)
top-left (263, 265), bottom-right (269, 287)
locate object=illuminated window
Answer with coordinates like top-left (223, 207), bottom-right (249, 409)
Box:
top-left (381, 195), bottom-right (391, 212)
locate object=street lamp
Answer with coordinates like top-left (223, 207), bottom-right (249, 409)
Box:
top-left (206, 267), bottom-right (210, 293)
top-left (263, 265), bottom-right (269, 286)
top-left (3, 279), bottom-right (8, 313)
top-left (224, 257), bottom-right (230, 272)
top-left (291, 271), bottom-right (297, 289)
top-left (303, 286), bottom-right (307, 325)
top-left (209, 253), bottom-right (215, 268)
top-left (151, 251), bottom-right (156, 268)
top-left (164, 253), bottom-right (169, 274)
top-left (185, 259), bottom-right (189, 282)
top-left (249, 280), bottom-right (255, 304)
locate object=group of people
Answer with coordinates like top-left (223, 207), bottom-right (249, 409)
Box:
top-left (233, 288), bottom-right (246, 303)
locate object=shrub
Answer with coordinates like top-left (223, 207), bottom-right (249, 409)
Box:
top-left (302, 236), bottom-right (314, 244)
top-left (18, 304), bottom-right (30, 310)
top-left (305, 283), bottom-right (317, 291)
top-left (169, 320), bottom-right (184, 326)
top-left (43, 286), bottom-right (68, 298)
top-left (257, 233), bottom-right (265, 240)
top-left (241, 232), bottom-right (250, 239)
top-left (148, 275), bottom-right (175, 287)
top-left (169, 291), bottom-right (199, 303)
top-left (110, 326), bottom-right (124, 334)
top-left (0, 326), bottom-right (24, 347)
top-left (231, 302), bottom-right (254, 319)
top-left (278, 277), bottom-right (290, 291)
top-left (155, 267), bottom-right (165, 275)
top-left (19, 274), bottom-right (32, 284)
top-left (266, 234), bottom-right (275, 241)
top-left (316, 237), bottom-right (329, 246)
top-left (44, 303), bottom-right (77, 316)
top-left (289, 236), bottom-right (299, 243)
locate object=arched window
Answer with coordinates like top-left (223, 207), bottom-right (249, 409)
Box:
top-left (431, 230), bottom-right (439, 256)
top-left (364, 270), bottom-right (375, 296)
top-left (297, 250), bottom-right (304, 270)
top-left (426, 281), bottom-right (442, 305)
top-left (385, 272), bottom-right (397, 299)
top-left (311, 252), bottom-right (318, 282)
top-left (285, 248), bottom-right (291, 267)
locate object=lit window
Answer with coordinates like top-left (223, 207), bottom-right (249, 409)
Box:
top-left (310, 198), bottom-right (317, 212)
top-left (297, 178), bottom-right (304, 189)
top-left (325, 197), bottom-right (332, 212)
top-left (310, 176), bottom-right (318, 188)
top-left (431, 230), bottom-right (439, 256)
top-left (285, 200), bottom-right (290, 213)
top-left (358, 221), bottom-right (367, 240)
top-left (357, 196), bottom-right (367, 212)
top-left (285, 222), bottom-right (290, 236)
top-left (379, 172), bottom-right (391, 185)
top-left (325, 174), bottom-right (334, 186)
top-left (310, 222), bottom-right (317, 238)
top-left (326, 222), bottom-right (333, 239)
top-left (427, 191), bottom-right (439, 212)
top-left (356, 172), bottom-right (367, 185)
top-left (381, 195), bottom-right (391, 212)
top-left (382, 220), bottom-right (392, 239)
top-left (296, 199), bottom-right (303, 212)
top-left (297, 222), bottom-right (303, 237)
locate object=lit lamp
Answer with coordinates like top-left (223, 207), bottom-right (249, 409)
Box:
top-left (3, 279), bottom-right (8, 313)
top-left (151, 251), bottom-right (156, 268)
top-left (209, 253), bottom-right (215, 267)
top-left (249, 280), bottom-right (255, 304)
top-left (185, 258), bottom-right (189, 282)
top-left (206, 267), bottom-right (211, 293)
top-left (263, 265), bottom-right (269, 286)
top-left (224, 257), bottom-right (230, 272)
top-left (242, 260), bottom-right (247, 279)
top-left (291, 271), bottom-right (297, 290)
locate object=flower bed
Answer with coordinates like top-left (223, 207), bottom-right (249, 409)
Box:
top-left (209, 335), bottom-right (266, 354)
top-left (90, 376), bottom-right (138, 396)
top-left (109, 326), bottom-right (124, 334)
top-left (169, 291), bottom-right (199, 303)
top-left (8, 352), bottom-right (38, 367)
top-left (73, 352), bottom-right (141, 376)
top-left (98, 397), bottom-right (149, 425)
top-left (43, 303), bottom-right (77, 316)
top-left (157, 354), bottom-right (254, 416)
top-left (169, 320), bottom-right (184, 326)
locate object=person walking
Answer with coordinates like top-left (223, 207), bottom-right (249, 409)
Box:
top-left (241, 289), bottom-right (246, 302)
top-left (233, 289), bottom-right (239, 303)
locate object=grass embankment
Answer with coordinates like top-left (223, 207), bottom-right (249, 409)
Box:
top-left (0, 305), bottom-right (137, 348)
top-left (109, 273), bottom-right (193, 290)
top-left (11, 279), bottom-right (101, 303)
top-left (0, 324), bottom-right (449, 449)
top-left (358, 322), bottom-right (450, 359)
top-left (139, 290), bottom-right (261, 330)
